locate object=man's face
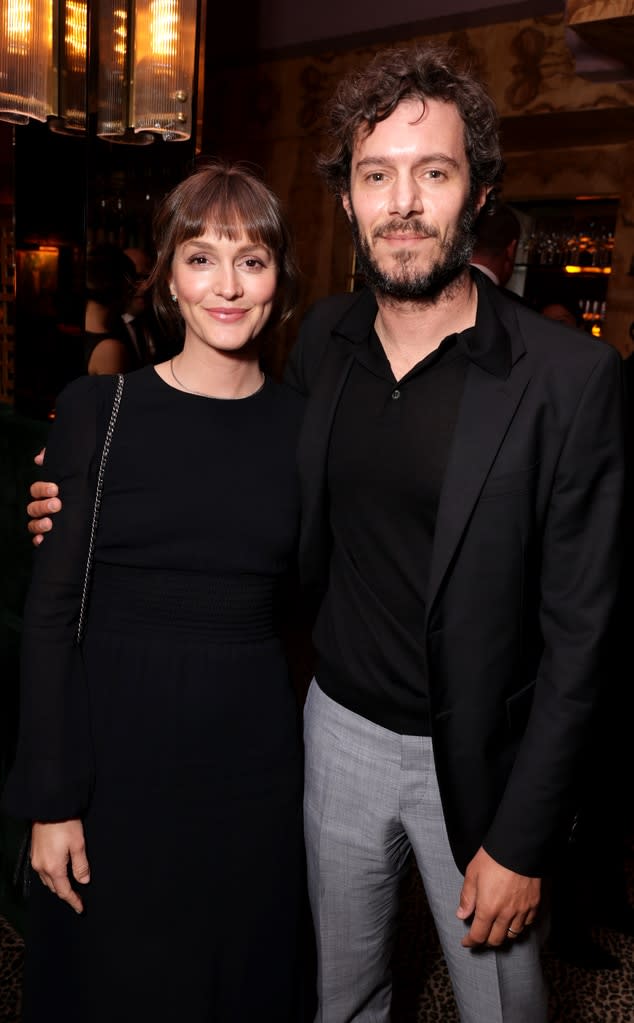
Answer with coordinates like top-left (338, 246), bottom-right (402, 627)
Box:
top-left (343, 98), bottom-right (486, 301)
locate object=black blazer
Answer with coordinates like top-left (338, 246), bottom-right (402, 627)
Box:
top-left (285, 272), bottom-right (625, 877)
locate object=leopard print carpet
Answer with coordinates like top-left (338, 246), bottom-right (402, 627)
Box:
top-left (0, 916), bottom-right (22, 1023)
top-left (391, 857), bottom-right (634, 1023)
top-left (1, 856), bottom-right (633, 1022)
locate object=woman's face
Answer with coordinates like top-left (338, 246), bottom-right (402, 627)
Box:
top-left (169, 227), bottom-right (278, 356)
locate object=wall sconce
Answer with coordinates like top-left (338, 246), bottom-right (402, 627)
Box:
top-left (49, 0), bottom-right (88, 134)
top-left (0, 0), bottom-right (199, 143)
top-left (97, 0), bottom-right (199, 144)
top-left (0, 0), bottom-right (57, 124)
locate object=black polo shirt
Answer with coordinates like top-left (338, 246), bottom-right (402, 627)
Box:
top-left (314, 276), bottom-right (507, 735)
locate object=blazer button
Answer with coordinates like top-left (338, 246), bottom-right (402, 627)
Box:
top-left (392, 388), bottom-right (401, 400)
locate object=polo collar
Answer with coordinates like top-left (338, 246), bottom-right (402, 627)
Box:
top-left (330, 267), bottom-right (516, 380)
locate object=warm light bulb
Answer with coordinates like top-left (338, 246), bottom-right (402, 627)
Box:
top-left (65, 1), bottom-right (86, 62)
top-left (114, 6), bottom-right (127, 58)
top-left (149, 0), bottom-right (178, 59)
top-left (6, 0), bottom-right (30, 54)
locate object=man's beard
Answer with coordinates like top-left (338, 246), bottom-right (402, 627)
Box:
top-left (349, 193), bottom-right (479, 302)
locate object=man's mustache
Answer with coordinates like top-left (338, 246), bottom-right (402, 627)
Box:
top-left (372, 219), bottom-right (439, 241)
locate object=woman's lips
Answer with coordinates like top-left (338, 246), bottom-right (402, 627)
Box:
top-left (205, 307), bottom-right (248, 321)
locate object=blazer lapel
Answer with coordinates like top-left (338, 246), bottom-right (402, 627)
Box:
top-left (427, 353), bottom-right (532, 616)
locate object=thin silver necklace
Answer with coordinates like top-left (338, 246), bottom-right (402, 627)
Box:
top-left (169, 358), bottom-right (265, 399)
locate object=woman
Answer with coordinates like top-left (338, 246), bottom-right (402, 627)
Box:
top-left (84, 243), bottom-right (141, 374)
top-left (3, 161), bottom-right (307, 1021)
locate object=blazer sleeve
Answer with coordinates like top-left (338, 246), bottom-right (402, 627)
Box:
top-left (283, 298), bottom-right (342, 395)
top-left (283, 307), bottom-right (316, 395)
top-left (2, 374), bottom-right (107, 822)
top-left (483, 344), bottom-right (625, 874)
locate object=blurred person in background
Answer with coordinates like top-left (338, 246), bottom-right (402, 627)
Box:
top-left (539, 300), bottom-right (580, 329)
top-left (470, 201), bottom-right (521, 290)
top-left (121, 246), bottom-right (156, 365)
top-left (84, 243), bottom-right (141, 375)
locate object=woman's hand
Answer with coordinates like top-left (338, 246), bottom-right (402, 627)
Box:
top-left (31, 819), bottom-right (90, 913)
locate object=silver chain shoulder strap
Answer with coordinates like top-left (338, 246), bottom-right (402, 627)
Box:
top-left (76, 373), bottom-right (125, 645)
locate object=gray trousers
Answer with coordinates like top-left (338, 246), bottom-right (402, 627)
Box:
top-left (303, 681), bottom-right (549, 1023)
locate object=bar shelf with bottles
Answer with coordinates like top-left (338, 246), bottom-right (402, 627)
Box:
top-left (510, 197), bottom-right (619, 339)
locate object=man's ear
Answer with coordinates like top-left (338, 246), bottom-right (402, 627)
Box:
top-left (477, 187), bottom-right (491, 218)
top-left (341, 192), bottom-right (353, 222)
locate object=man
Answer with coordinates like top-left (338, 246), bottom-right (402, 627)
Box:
top-left (121, 246), bottom-right (156, 365)
top-left (282, 45), bottom-right (624, 1022)
top-left (470, 202), bottom-right (521, 288)
top-left (27, 45), bottom-right (625, 1023)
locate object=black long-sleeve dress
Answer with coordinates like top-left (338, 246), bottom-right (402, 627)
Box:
top-left (3, 366), bottom-right (307, 1022)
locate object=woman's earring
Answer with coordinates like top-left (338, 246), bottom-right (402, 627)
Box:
top-left (171, 293), bottom-right (178, 302)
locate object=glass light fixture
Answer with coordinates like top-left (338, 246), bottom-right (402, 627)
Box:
top-left (96, 0), bottom-right (133, 139)
top-left (97, 0), bottom-right (198, 143)
top-left (59, 0), bottom-right (87, 130)
top-left (0, 0), bottom-right (57, 124)
top-left (0, 0), bottom-right (198, 142)
top-left (133, 0), bottom-right (197, 140)
top-left (49, 0), bottom-right (87, 134)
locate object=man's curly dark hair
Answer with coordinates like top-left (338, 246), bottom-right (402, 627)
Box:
top-left (318, 44), bottom-right (503, 205)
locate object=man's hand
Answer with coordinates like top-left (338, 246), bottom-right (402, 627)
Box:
top-left (27, 449), bottom-right (61, 547)
top-left (30, 819), bottom-right (90, 914)
top-left (457, 846), bottom-right (540, 947)
top-left (27, 481), bottom-right (61, 545)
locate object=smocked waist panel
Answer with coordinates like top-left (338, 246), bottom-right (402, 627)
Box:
top-left (86, 562), bottom-right (278, 642)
